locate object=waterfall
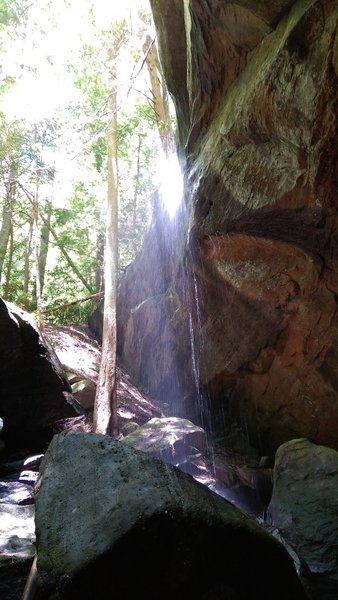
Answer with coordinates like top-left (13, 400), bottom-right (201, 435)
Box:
top-left (118, 150), bottom-right (271, 517)
top-left (152, 151), bottom-right (217, 483)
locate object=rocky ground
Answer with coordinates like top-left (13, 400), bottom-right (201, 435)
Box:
top-left (0, 322), bottom-right (169, 600)
top-left (0, 322), bottom-right (274, 600)
top-left (43, 323), bottom-right (273, 516)
top-left (2, 322), bottom-right (336, 599)
top-left (43, 322), bottom-right (166, 432)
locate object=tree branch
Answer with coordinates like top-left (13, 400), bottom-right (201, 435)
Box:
top-left (44, 292), bottom-right (104, 314)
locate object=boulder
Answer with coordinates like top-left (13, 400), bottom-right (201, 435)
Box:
top-left (0, 300), bottom-right (82, 449)
top-left (267, 438), bottom-right (338, 600)
top-left (34, 430), bottom-right (308, 599)
top-left (122, 416), bottom-right (212, 482)
top-left (122, 416), bottom-right (205, 463)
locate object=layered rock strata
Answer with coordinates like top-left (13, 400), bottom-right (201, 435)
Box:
top-left (118, 0), bottom-right (338, 453)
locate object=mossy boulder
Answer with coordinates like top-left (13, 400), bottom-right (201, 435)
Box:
top-left (34, 430), bottom-right (308, 599)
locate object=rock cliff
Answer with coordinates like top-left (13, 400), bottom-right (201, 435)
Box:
top-left (118, 0), bottom-right (338, 454)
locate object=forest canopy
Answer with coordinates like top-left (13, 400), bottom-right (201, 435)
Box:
top-left (0, 0), bottom-right (175, 323)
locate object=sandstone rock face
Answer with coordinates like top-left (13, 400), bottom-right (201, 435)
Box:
top-left (267, 438), bottom-right (338, 600)
top-left (118, 0), bottom-right (338, 454)
top-left (34, 430), bottom-right (307, 599)
top-left (0, 300), bottom-right (82, 448)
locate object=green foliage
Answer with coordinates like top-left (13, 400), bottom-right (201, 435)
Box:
top-left (117, 100), bottom-right (159, 269)
top-left (91, 137), bottom-right (107, 172)
top-left (0, 114), bottom-right (23, 163)
top-left (0, 1), bottom-right (19, 26)
top-left (0, 75), bottom-right (15, 95)
top-left (0, 0), bottom-right (170, 325)
top-left (44, 182), bottom-right (100, 304)
top-left (44, 294), bottom-right (98, 326)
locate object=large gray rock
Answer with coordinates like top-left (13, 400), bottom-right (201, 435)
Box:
top-left (122, 416), bottom-right (205, 462)
top-left (34, 430), bottom-right (308, 599)
top-left (0, 299), bottom-right (82, 447)
top-left (267, 438), bottom-right (338, 600)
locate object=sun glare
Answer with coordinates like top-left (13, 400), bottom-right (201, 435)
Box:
top-left (158, 153), bottom-right (184, 219)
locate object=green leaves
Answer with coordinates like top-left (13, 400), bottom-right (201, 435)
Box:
top-left (0, 0), bottom-right (173, 324)
top-left (0, 1), bottom-right (19, 26)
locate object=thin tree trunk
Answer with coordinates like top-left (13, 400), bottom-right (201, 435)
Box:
top-left (93, 30), bottom-right (123, 438)
top-left (3, 214), bottom-right (14, 300)
top-left (0, 200), bottom-right (11, 283)
top-left (43, 291), bottom-right (104, 314)
top-left (29, 126), bottom-right (45, 328)
top-left (143, 34), bottom-right (175, 157)
top-left (23, 214), bottom-right (34, 309)
top-left (38, 199), bottom-right (52, 295)
top-left (0, 161), bottom-right (16, 284)
top-left (41, 215), bottom-right (94, 294)
top-left (33, 171), bottom-right (44, 329)
top-left (20, 185), bottom-right (94, 294)
top-left (95, 221), bottom-right (105, 293)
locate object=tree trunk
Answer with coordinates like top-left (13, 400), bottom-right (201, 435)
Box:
top-left (43, 291), bottom-right (104, 314)
top-left (143, 34), bottom-right (175, 157)
top-left (95, 207), bottom-right (104, 293)
top-left (38, 199), bottom-right (52, 295)
top-left (3, 214), bottom-right (14, 300)
top-left (33, 168), bottom-right (44, 329)
top-left (0, 161), bottom-right (16, 284)
top-left (23, 214), bottom-right (34, 309)
top-left (20, 180), bottom-right (94, 295)
top-left (93, 31), bottom-right (123, 437)
top-left (0, 199), bottom-right (11, 283)
top-left (37, 211), bottom-right (94, 294)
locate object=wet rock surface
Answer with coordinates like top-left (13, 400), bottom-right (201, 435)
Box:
top-left (122, 416), bottom-right (206, 465)
top-left (211, 449), bottom-right (273, 519)
top-left (34, 430), bottom-right (308, 600)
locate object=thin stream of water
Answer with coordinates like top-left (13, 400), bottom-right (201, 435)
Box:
top-left (153, 152), bottom-right (268, 517)
top-left (188, 267), bottom-right (217, 478)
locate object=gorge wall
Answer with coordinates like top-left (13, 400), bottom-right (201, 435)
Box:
top-left (117, 0), bottom-right (338, 454)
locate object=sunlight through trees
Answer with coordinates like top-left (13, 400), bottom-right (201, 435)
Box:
top-left (0, 0), bottom-right (176, 323)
